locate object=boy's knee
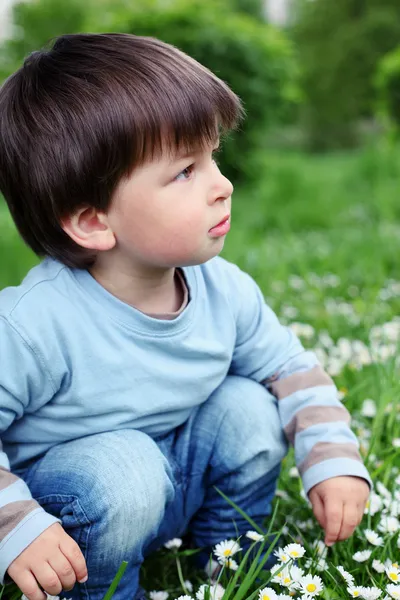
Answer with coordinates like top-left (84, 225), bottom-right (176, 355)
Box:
top-left (208, 376), bottom-right (287, 465)
top-left (33, 430), bottom-right (174, 543)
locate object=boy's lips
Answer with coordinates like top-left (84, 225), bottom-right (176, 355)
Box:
top-left (209, 214), bottom-right (231, 237)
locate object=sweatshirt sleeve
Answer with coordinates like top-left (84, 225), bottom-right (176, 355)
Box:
top-left (0, 316), bottom-right (60, 584)
top-left (228, 266), bottom-right (372, 496)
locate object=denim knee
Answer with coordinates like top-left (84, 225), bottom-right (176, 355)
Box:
top-left (207, 375), bottom-right (288, 474)
top-left (24, 429), bottom-right (176, 553)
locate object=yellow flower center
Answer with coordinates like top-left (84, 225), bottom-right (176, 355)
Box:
top-left (284, 577), bottom-right (291, 584)
top-left (282, 554), bottom-right (287, 561)
top-left (262, 596), bottom-right (270, 600)
top-left (223, 549), bottom-right (232, 556)
top-left (365, 500), bottom-right (370, 509)
top-left (306, 584), bottom-right (317, 593)
top-left (393, 563), bottom-right (399, 569)
top-left (291, 551), bottom-right (299, 557)
top-left (354, 592), bottom-right (359, 597)
top-left (390, 573), bottom-right (399, 581)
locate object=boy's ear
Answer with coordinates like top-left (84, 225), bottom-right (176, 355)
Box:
top-left (61, 207), bottom-right (116, 251)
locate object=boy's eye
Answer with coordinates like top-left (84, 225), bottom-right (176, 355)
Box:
top-left (175, 164), bottom-right (194, 182)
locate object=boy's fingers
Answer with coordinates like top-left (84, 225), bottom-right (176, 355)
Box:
top-left (323, 498), bottom-right (343, 546)
top-left (33, 562), bottom-right (62, 597)
top-left (48, 553), bottom-right (77, 591)
top-left (337, 502), bottom-right (360, 541)
top-left (60, 537), bottom-right (88, 583)
top-left (11, 569), bottom-right (47, 600)
top-left (310, 493), bottom-right (325, 529)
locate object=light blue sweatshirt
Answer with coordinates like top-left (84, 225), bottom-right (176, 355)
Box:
top-left (0, 256), bottom-right (371, 581)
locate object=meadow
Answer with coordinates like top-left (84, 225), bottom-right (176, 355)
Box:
top-left (1, 141), bottom-right (400, 600)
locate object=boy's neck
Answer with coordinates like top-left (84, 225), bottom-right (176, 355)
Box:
top-left (90, 259), bottom-right (183, 315)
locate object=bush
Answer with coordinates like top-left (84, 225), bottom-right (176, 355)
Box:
top-left (0, 0), bottom-right (297, 182)
top-left (292, 0), bottom-right (400, 151)
top-left (375, 46), bottom-right (400, 128)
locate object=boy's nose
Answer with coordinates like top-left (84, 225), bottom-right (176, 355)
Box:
top-left (211, 171), bottom-right (234, 204)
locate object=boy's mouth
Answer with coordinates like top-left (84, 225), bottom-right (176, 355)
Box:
top-left (209, 214), bottom-right (231, 237)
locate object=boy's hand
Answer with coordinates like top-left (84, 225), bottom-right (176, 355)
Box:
top-left (308, 475), bottom-right (370, 546)
top-left (7, 523), bottom-right (88, 600)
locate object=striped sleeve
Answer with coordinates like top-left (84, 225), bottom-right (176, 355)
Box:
top-left (265, 349), bottom-right (372, 495)
top-left (0, 317), bottom-right (60, 583)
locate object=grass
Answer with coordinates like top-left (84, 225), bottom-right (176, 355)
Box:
top-left (1, 139), bottom-right (400, 599)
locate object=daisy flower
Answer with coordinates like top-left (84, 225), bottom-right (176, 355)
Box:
top-left (271, 564), bottom-right (297, 589)
top-left (259, 587), bottom-right (278, 600)
top-left (213, 539), bottom-right (241, 564)
top-left (336, 566), bottom-right (354, 586)
top-left (274, 547), bottom-right (290, 563)
top-left (297, 574), bottom-right (323, 596)
top-left (283, 543), bottom-right (306, 559)
top-left (150, 593), bottom-right (169, 600)
top-left (378, 517), bottom-right (400, 535)
top-left (347, 587), bottom-right (365, 598)
top-left (353, 550), bottom-right (372, 562)
top-left (365, 529), bottom-right (384, 546)
top-left (386, 585), bottom-right (400, 600)
top-left (361, 587), bottom-right (382, 600)
top-left (164, 538), bottom-right (183, 550)
top-left (372, 560), bottom-right (386, 573)
top-left (175, 596), bottom-right (193, 600)
top-left (312, 540), bottom-right (328, 558)
top-left (196, 584), bottom-right (225, 600)
top-left (365, 493), bottom-right (383, 515)
top-left (386, 566), bottom-right (400, 583)
top-left (224, 558), bottom-right (239, 571)
top-left (184, 582), bottom-right (194, 593)
top-left (246, 530), bottom-right (265, 542)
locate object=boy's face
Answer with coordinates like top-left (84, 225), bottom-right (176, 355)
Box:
top-left (104, 139), bottom-right (233, 269)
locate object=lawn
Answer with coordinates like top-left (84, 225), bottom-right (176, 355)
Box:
top-left (1, 141), bottom-right (400, 600)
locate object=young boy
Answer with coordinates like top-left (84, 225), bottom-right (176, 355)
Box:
top-left (0, 33), bottom-right (370, 600)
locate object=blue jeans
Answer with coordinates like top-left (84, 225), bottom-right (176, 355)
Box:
top-left (19, 376), bottom-right (287, 600)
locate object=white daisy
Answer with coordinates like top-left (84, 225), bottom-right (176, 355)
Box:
top-left (283, 543), bottom-right (306, 559)
top-left (150, 592), bottom-right (169, 600)
top-left (365, 529), bottom-right (384, 546)
top-left (164, 538), bottom-right (183, 550)
top-left (213, 539), bottom-right (241, 564)
top-left (224, 558), bottom-right (239, 571)
top-left (336, 565), bottom-right (354, 586)
top-left (365, 493), bottom-right (384, 515)
top-left (175, 596), bottom-right (193, 600)
top-left (312, 540), bottom-right (328, 558)
top-left (353, 550), bottom-right (372, 562)
top-left (387, 585), bottom-right (400, 600)
top-left (386, 566), bottom-right (400, 583)
top-left (348, 587), bottom-right (365, 598)
top-left (273, 547), bottom-right (290, 563)
top-left (372, 560), bottom-right (386, 573)
top-left (259, 587), bottom-right (278, 600)
top-left (361, 587), bottom-right (382, 600)
top-left (378, 516), bottom-right (400, 534)
top-left (277, 596), bottom-right (293, 600)
top-left (246, 530), bottom-right (265, 542)
top-left (297, 574), bottom-right (324, 596)
top-left (196, 583), bottom-right (225, 600)
top-left (184, 582), bottom-right (193, 593)
top-left (271, 564), bottom-right (297, 589)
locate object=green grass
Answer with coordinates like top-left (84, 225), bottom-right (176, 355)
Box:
top-left (1, 140), bottom-right (400, 599)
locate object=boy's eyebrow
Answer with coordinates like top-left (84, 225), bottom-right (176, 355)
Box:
top-left (169, 138), bottom-right (220, 165)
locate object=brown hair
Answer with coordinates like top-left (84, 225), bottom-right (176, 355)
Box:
top-left (0, 33), bottom-right (243, 268)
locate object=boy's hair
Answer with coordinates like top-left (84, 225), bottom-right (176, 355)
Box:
top-left (0, 33), bottom-right (243, 268)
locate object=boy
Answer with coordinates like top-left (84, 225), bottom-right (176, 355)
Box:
top-left (0, 33), bottom-right (370, 600)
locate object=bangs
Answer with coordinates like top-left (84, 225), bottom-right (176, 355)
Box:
top-left (89, 35), bottom-right (244, 173)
